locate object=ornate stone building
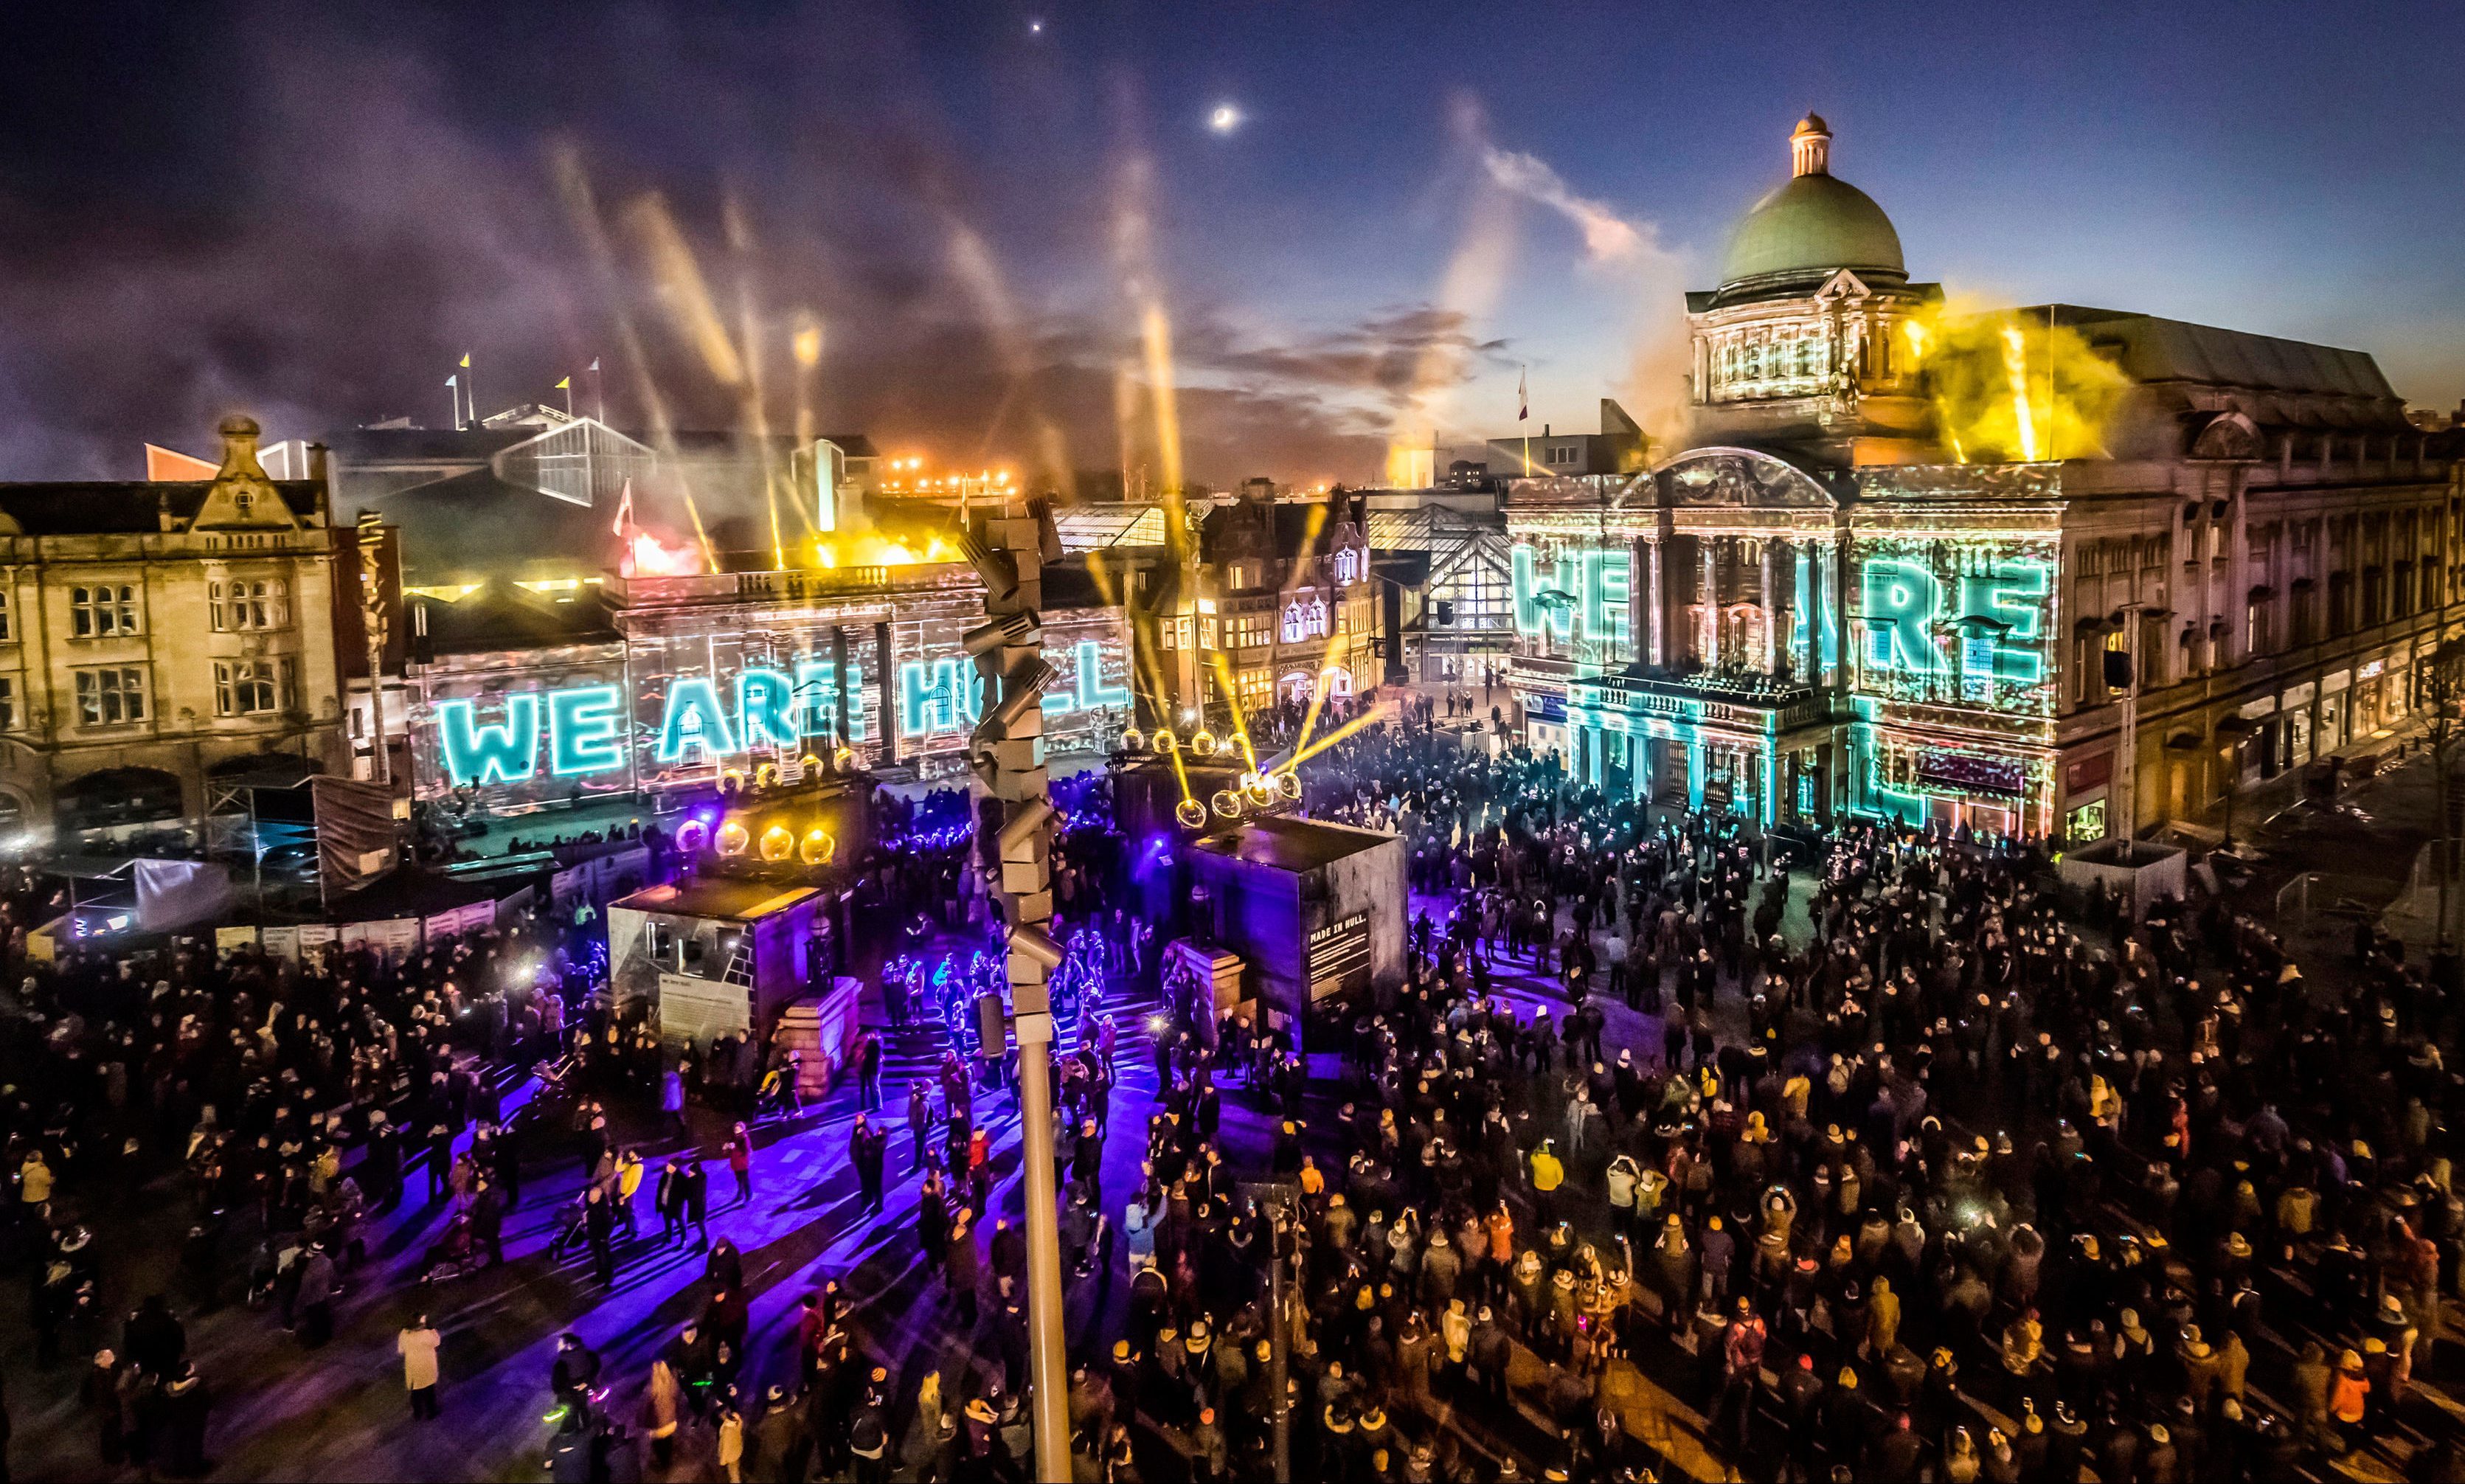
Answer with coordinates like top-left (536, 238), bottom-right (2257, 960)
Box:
top-left (1508, 117), bottom-right (2455, 842)
top-left (0, 417), bottom-right (357, 842)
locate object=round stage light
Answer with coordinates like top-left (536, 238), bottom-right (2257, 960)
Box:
top-left (1275, 771), bottom-right (1303, 800)
top-left (800, 754), bottom-right (823, 773)
top-left (675, 820), bottom-right (710, 856)
top-left (1120, 728), bottom-right (1146, 754)
top-left (1210, 789), bottom-right (1242, 819)
top-left (719, 769), bottom-right (746, 795)
top-left (759, 825), bottom-right (794, 862)
top-left (1174, 797), bottom-right (1210, 829)
top-left (800, 828), bottom-right (836, 866)
top-left (1153, 729), bottom-right (1179, 754)
top-left (754, 763), bottom-right (778, 789)
top-left (1245, 777), bottom-right (1277, 807)
top-left (716, 819), bottom-right (752, 856)
top-left (1190, 729), bottom-right (1218, 757)
top-left (833, 746), bottom-right (854, 769)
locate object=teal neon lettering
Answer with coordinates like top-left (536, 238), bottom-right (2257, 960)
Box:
top-left (547, 686), bottom-right (624, 777)
top-left (735, 668), bottom-right (800, 749)
top-left (792, 659), bottom-right (867, 741)
top-left (1581, 550), bottom-right (1631, 642)
top-left (1511, 545), bottom-right (1573, 638)
top-left (1862, 560), bottom-right (1943, 672)
top-left (1958, 560), bottom-right (2050, 683)
top-left (898, 659), bottom-right (979, 736)
top-left (1075, 639), bottom-right (1133, 709)
top-left (437, 696), bottom-right (540, 786)
top-left (656, 676), bottom-right (740, 763)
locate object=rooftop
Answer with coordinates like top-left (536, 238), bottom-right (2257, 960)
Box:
top-left (1192, 814), bottom-right (1397, 872)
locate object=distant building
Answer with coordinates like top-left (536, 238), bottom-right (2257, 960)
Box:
top-left (0, 417), bottom-right (364, 841)
top-left (1176, 488), bottom-right (1376, 715)
top-left (282, 406), bottom-right (878, 590)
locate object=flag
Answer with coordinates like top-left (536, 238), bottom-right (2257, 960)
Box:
top-left (459, 353), bottom-right (471, 369)
top-left (555, 376), bottom-right (571, 390)
top-left (588, 358), bottom-right (600, 372)
top-left (445, 374), bottom-right (457, 389)
top-left (611, 479), bottom-right (634, 538)
top-left (1518, 367), bottom-right (1528, 421)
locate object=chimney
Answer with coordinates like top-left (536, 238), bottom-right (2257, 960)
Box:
top-left (1790, 113), bottom-right (1832, 178)
top-left (215, 415), bottom-right (267, 480)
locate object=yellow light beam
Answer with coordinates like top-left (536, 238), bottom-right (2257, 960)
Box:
top-left (1208, 650), bottom-right (1259, 772)
top-left (1287, 708), bottom-right (1381, 769)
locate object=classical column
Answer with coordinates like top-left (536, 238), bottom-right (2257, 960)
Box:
top-left (1700, 538), bottom-right (1719, 668)
top-left (1646, 536), bottom-right (1665, 668)
top-left (1760, 540), bottom-right (1780, 672)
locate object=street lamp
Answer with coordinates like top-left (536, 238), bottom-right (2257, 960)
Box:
top-left (2107, 603), bottom-right (2173, 859)
top-left (2214, 714), bottom-right (2257, 851)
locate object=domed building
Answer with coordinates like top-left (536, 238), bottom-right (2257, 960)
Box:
top-left (1685, 114), bottom-right (1942, 465)
top-left (1503, 112), bottom-right (2453, 856)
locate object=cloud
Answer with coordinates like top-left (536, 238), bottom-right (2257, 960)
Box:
top-left (1477, 145), bottom-right (1654, 266)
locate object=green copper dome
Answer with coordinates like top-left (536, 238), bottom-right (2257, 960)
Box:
top-left (1717, 116), bottom-right (1905, 294)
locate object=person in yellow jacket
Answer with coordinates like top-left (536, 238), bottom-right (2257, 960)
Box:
top-left (18, 1150), bottom-right (52, 1210)
top-left (1529, 1140), bottom-right (1565, 1226)
top-left (614, 1149), bottom-right (645, 1238)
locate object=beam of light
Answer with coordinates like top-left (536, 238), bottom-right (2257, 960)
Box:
top-left (628, 193), bottom-right (746, 389)
top-left (943, 219), bottom-right (1072, 493)
top-left (1141, 302), bottom-right (1184, 503)
top-left (552, 149), bottom-right (716, 569)
top-left (1287, 707), bottom-right (1381, 769)
top-left (1288, 607), bottom-right (1355, 763)
top-left (2000, 322), bottom-right (2039, 462)
top-left (792, 311), bottom-right (826, 530)
top-left (722, 192), bottom-right (797, 571)
top-left (1207, 650), bottom-right (1258, 772)
top-left (1387, 95), bottom-right (1521, 485)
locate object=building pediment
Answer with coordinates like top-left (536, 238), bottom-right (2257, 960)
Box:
top-left (1653, 446), bottom-right (1840, 510)
top-left (1813, 268), bottom-right (1873, 304)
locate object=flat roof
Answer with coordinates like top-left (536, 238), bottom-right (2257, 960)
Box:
top-left (1190, 814), bottom-right (1396, 872)
top-left (613, 875), bottom-right (819, 922)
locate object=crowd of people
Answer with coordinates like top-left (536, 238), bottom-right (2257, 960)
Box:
top-left (0, 699), bottom-right (2461, 1481)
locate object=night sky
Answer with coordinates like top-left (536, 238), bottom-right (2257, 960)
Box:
top-left (3, 0), bottom-right (2458, 488)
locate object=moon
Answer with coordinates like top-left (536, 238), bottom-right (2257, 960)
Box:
top-left (1209, 104), bottom-right (1242, 135)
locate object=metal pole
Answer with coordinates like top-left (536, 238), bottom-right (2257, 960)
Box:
top-left (971, 502), bottom-right (1071, 1483)
top-left (1268, 1195), bottom-right (1292, 1483)
top-left (1015, 1017), bottom-right (1069, 1481)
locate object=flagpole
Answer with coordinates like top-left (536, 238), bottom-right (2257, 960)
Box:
top-left (561, 380), bottom-right (574, 418)
top-left (589, 358), bottom-right (605, 423)
top-left (1519, 364), bottom-right (1530, 478)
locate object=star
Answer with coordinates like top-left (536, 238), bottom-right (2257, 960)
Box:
top-left (1027, 17), bottom-right (1043, 34)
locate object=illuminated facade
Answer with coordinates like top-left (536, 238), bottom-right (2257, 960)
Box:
top-left (1508, 116), bottom-right (2456, 842)
top-left (406, 561), bottom-right (1135, 811)
top-left (1171, 490), bottom-right (1376, 715)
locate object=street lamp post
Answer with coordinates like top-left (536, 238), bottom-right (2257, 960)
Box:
top-left (957, 501), bottom-right (1072, 1483)
top-left (2215, 714), bottom-right (2256, 851)
top-left (2107, 603), bottom-right (2171, 859)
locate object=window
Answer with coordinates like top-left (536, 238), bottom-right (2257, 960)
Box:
top-left (74, 667), bottom-right (147, 726)
top-left (214, 658), bottom-right (291, 717)
top-left (0, 676), bottom-right (15, 731)
top-left (2248, 600), bottom-right (2273, 656)
top-left (209, 578), bottom-right (288, 631)
top-left (70, 584), bottom-right (139, 638)
top-left (0, 589), bottom-right (13, 642)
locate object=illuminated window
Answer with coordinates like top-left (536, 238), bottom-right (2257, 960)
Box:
top-left (214, 658), bottom-right (291, 717)
top-left (74, 666), bottom-right (147, 726)
top-left (70, 585), bottom-right (139, 638)
top-left (209, 578), bottom-right (288, 632)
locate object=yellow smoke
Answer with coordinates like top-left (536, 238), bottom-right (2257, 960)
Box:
top-left (1899, 305), bottom-right (2130, 463)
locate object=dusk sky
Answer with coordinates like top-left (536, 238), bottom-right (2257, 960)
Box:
top-left (4, 0), bottom-right (2459, 488)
